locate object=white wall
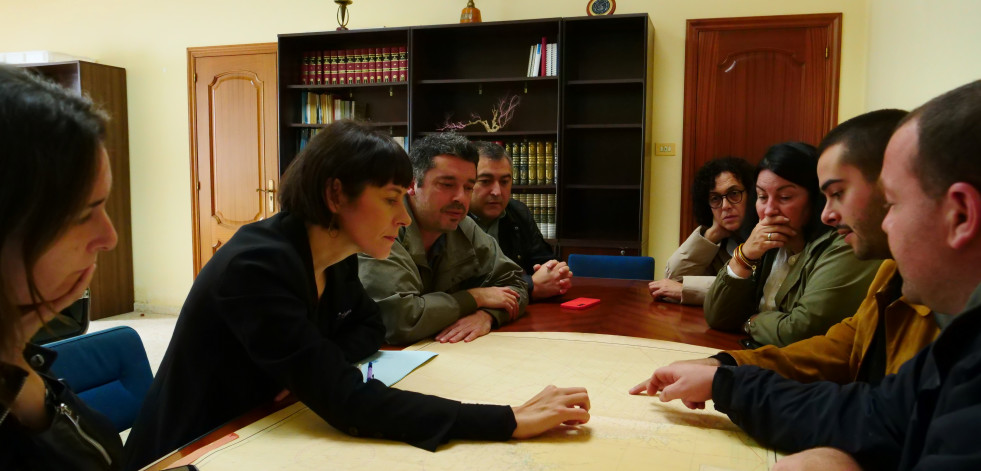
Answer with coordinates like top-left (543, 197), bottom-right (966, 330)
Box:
top-left (1, 0), bottom-right (872, 311)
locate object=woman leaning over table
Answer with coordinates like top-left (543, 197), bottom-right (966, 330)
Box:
top-left (0, 65), bottom-right (122, 470)
top-left (704, 142), bottom-right (881, 347)
top-left (650, 157), bottom-right (756, 305)
top-left (122, 121), bottom-right (590, 471)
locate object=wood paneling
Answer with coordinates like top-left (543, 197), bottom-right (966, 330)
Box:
top-left (680, 13), bottom-right (841, 241)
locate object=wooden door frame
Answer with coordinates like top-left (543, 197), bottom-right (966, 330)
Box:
top-left (679, 13), bottom-right (841, 242)
top-left (187, 43), bottom-right (277, 275)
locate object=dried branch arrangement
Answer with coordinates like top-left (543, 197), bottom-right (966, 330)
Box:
top-left (438, 94), bottom-right (521, 132)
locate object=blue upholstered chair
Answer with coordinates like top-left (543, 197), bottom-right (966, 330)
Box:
top-left (567, 254), bottom-right (656, 281)
top-left (44, 326), bottom-right (153, 432)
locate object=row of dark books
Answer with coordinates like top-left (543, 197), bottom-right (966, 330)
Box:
top-left (513, 193), bottom-right (556, 239)
top-left (300, 47), bottom-right (408, 86)
top-left (299, 92), bottom-right (366, 124)
top-left (504, 141), bottom-right (557, 186)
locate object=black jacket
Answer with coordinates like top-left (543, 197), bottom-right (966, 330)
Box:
top-left (122, 212), bottom-right (514, 470)
top-left (1, 345), bottom-right (123, 470)
top-left (712, 283), bottom-right (981, 471)
top-left (470, 199), bottom-right (554, 294)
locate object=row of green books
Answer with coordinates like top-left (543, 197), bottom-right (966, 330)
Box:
top-left (513, 193), bottom-right (556, 239)
top-left (504, 140), bottom-right (557, 186)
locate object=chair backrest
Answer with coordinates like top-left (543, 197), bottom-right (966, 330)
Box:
top-left (567, 254), bottom-right (656, 280)
top-left (44, 326), bottom-right (153, 432)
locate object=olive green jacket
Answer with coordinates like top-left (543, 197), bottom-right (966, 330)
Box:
top-left (358, 205), bottom-right (528, 345)
top-left (704, 230), bottom-right (881, 347)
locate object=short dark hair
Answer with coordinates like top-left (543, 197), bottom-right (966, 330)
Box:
top-left (900, 79), bottom-right (981, 198)
top-left (817, 109), bottom-right (908, 182)
top-left (474, 141), bottom-right (511, 165)
top-left (691, 156), bottom-right (756, 228)
top-left (757, 142), bottom-right (829, 241)
top-left (0, 64), bottom-right (108, 353)
top-left (278, 120), bottom-right (412, 228)
top-left (408, 133), bottom-right (478, 184)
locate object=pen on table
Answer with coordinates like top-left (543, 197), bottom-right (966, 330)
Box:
top-left (366, 362), bottom-right (374, 381)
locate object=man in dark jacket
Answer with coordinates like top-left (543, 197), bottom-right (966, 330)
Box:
top-left (468, 141), bottom-right (573, 300)
top-left (630, 79), bottom-right (981, 470)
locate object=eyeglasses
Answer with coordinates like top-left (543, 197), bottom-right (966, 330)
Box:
top-left (708, 189), bottom-right (745, 209)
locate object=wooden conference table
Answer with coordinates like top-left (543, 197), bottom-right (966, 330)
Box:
top-left (147, 277), bottom-right (744, 470)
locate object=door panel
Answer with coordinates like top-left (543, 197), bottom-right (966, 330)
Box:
top-left (189, 44), bottom-right (278, 274)
top-left (680, 14), bottom-right (841, 241)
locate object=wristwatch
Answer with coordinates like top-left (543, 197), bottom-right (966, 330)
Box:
top-left (743, 317), bottom-right (754, 335)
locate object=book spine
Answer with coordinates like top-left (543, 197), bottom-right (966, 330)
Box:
top-left (553, 140), bottom-right (559, 185)
top-left (315, 51), bottom-right (323, 85)
top-left (382, 47), bottom-right (391, 83)
top-left (520, 142), bottom-right (529, 185)
top-left (540, 37), bottom-right (547, 78)
top-left (399, 46), bottom-right (407, 82)
top-left (528, 141), bottom-right (538, 185)
top-left (546, 193), bottom-right (556, 239)
top-left (367, 48), bottom-right (376, 84)
top-left (527, 45), bottom-right (536, 77)
top-left (536, 142), bottom-right (545, 185)
top-left (338, 50), bottom-right (348, 84)
top-left (545, 141), bottom-right (554, 185)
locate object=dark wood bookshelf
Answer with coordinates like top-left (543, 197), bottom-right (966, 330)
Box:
top-left (417, 77), bottom-right (558, 85)
top-left (278, 14), bottom-right (652, 259)
top-left (417, 130), bottom-right (556, 137)
top-left (17, 61), bottom-right (134, 319)
top-left (286, 82), bottom-right (407, 90)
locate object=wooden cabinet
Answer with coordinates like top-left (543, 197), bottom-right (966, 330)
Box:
top-left (277, 14), bottom-right (653, 259)
top-left (19, 61), bottom-right (134, 319)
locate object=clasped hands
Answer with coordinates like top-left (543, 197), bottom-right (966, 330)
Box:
top-left (531, 260), bottom-right (573, 300)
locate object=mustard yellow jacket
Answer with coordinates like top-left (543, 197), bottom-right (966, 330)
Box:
top-left (724, 260), bottom-right (938, 383)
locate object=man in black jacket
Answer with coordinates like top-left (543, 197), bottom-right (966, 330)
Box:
top-left (468, 142), bottom-right (573, 300)
top-left (630, 80), bottom-right (981, 471)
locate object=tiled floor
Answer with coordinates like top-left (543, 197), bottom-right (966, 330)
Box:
top-left (89, 311), bottom-right (178, 375)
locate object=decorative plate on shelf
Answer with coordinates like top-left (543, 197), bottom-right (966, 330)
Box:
top-left (586, 0), bottom-right (616, 16)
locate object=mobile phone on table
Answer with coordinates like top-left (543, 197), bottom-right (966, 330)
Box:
top-left (560, 297), bottom-right (601, 310)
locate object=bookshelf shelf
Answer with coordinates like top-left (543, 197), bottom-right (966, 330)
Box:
top-left (565, 184), bottom-right (642, 190)
top-left (278, 15), bottom-right (652, 258)
top-left (566, 78), bottom-right (644, 86)
top-left (417, 77), bottom-right (558, 85)
top-left (513, 185), bottom-right (557, 192)
top-left (565, 124), bottom-right (642, 130)
top-left (287, 82), bottom-right (407, 90)
top-left (417, 130), bottom-right (556, 137)
top-left (290, 121), bottom-right (408, 128)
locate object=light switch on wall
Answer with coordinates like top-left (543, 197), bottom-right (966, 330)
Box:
top-left (655, 142), bottom-right (676, 156)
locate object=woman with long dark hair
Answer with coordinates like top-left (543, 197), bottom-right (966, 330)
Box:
top-left (123, 121), bottom-right (590, 470)
top-left (0, 65), bottom-right (122, 469)
top-left (704, 142), bottom-right (880, 347)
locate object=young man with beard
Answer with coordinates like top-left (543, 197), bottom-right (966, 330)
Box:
top-left (359, 134), bottom-right (529, 345)
top-left (660, 109), bottom-right (939, 386)
top-left (630, 81), bottom-right (981, 470)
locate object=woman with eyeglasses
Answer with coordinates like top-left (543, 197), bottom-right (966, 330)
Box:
top-left (703, 143), bottom-right (881, 347)
top-left (651, 157), bottom-right (756, 305)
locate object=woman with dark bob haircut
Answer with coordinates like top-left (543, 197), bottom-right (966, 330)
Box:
top-left (651, 157), bottom-right (755, 305)
top-left (0, 65), bottom-right (122, 469)
top-left (704, 142), bottom-right (880, 347)
top-left (123, 121), bottom-right (590, 470)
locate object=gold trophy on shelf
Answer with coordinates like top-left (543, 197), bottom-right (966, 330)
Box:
top-left (335, 0), bottom-right (353, 30)
top-left (460, 0), bottom-right (482, 23)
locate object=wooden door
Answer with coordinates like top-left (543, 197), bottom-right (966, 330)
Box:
top-left (680, 14), bottom-right (841, 240)
top-left (188, 44), bottom-right (278, 275)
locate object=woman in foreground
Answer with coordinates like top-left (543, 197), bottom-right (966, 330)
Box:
top-left (0, 65), bottom-right (121, 469)
top-left (123, 121), bottom-right (590, 470)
